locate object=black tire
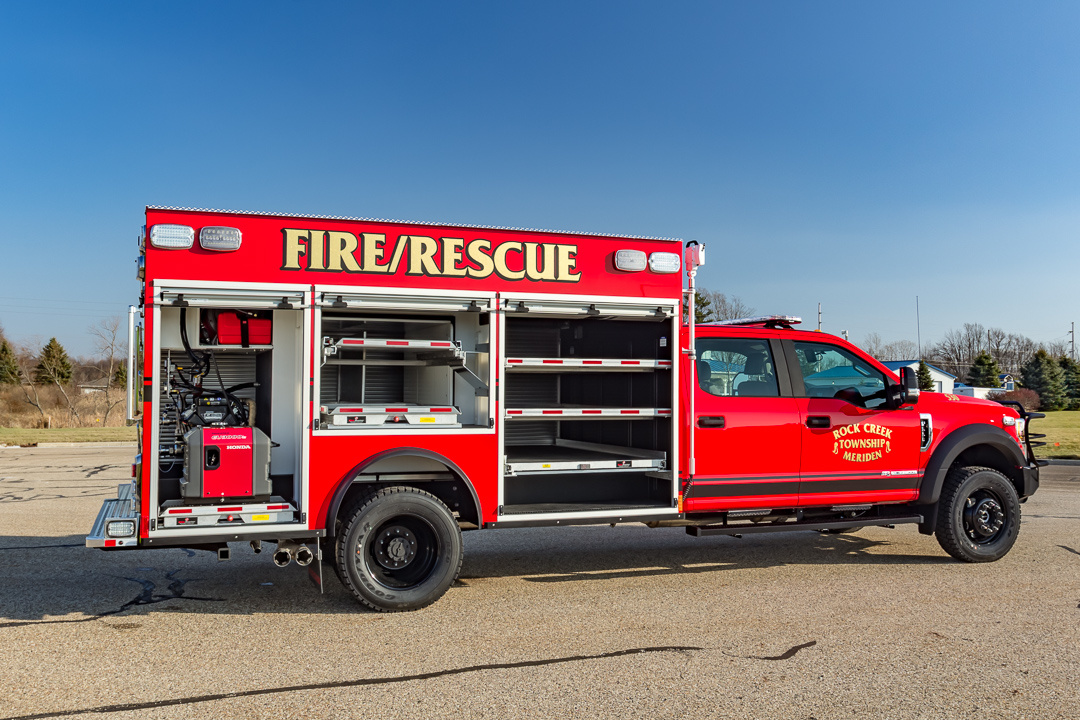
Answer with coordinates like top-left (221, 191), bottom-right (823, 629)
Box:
top-left (336, 486), bottom-right (462, 612)
top-left (935, 466), bottom-right (1020, 562)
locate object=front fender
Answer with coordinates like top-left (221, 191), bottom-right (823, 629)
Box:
top-left (915, 423), bottom-right (1028, 534)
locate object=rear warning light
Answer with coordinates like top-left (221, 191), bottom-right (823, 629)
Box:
top-left (199, 226), bottom-right (242, 252)
top-left (149, 224), bottom-right (195, 249)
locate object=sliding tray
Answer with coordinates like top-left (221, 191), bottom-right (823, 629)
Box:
top-left (504, 439), bottom-right (667, 475)
top-left (320, 403), bottom-right (462, 428)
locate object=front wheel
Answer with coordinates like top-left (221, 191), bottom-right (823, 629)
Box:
top-left (336, 486), bottom-right (463, 612)
top-left (935, 466), bottom-right (1020, 562)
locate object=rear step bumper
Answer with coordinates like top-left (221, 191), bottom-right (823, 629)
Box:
top-left (86, 483), bottom-right (140, 548)
top-left (687, 514), bottom-right (923, 537)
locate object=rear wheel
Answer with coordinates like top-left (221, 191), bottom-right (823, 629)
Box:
top-left (935, 466), bottom-right (1020, 562)
top-left (336, 486), bottom-right (463, 612)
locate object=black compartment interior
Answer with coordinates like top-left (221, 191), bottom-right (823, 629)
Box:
top-left (503, 471), bottom-right (671, 510)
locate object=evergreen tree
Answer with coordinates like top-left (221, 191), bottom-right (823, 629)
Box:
top-left (1021, 349), bottom-right (1066, 410)
top-left (917, 361), bottom-right (935, 392)
top-left (34, 337), bottom-right (73, 385)
top-left (0, 340), bottom-right (18, 385)
top-left (966, 352), bottom-right (1002, 388)
top-left (113, 361), bottom-right (127, 388)
top-left (1058, 356), bottom-right (1080, 410)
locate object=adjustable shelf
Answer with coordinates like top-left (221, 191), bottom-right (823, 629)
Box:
top-left (505, 357), bottom-right (672, 371)
top-left (504, 406), bottom-right (672, 419)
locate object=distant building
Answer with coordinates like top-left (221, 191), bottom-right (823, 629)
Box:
top-left (880, 361), bottom-right (956, 394)
top-left (999, 374), bottom-right (1015, 391)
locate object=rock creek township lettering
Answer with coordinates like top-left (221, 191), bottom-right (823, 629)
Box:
top-left (831, 422), bottom-right (893, 462)
top-left (281, 229), bottom-right (582, 283)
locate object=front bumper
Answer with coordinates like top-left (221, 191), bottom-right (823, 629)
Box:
top-left (1020, 462), bottom-right (1040, 499)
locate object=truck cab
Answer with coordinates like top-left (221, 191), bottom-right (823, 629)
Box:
top-left (682, 316), bottom-right (1043, 564)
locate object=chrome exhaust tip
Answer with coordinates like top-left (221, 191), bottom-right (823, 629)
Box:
top-left (294, 545), bottom-right (314, 567)
top-left (272, 547), bottom-right (293, 567)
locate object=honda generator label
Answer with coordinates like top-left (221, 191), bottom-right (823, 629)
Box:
top-left (281, 229), bottom-right (582, 283)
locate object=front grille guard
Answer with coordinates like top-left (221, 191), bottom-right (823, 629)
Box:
top-left (996, 400), bottom-right (1048, 467)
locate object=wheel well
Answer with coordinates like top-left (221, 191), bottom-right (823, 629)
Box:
top-left (329, 451), bottom-right (481, 537)
top-left (950, 444), bottom-right (1024, 497)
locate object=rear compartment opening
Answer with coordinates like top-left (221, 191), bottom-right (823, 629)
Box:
top-left (152, 303), bottom-right (305, 528)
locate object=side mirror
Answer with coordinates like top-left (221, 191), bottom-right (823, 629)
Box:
top-left (899, 366), bottom-right (920, 405)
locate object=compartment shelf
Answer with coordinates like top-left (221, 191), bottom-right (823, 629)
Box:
top-left (320, 402), bottom-right (461, 428)
top-left (505, 357), bottom-right (672, 371)
top-left (504, 406), bottom-right (672, 419)
top-left (505, 439), bottom-right (666, 475)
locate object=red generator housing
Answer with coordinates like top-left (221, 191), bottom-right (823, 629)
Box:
top-left (181, 427), bottom-right (273, 500)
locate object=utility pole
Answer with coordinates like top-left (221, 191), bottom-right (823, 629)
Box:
top-left (916, 296), bottom-right (922, 361)
top-left (817, 303), bottom-right (822, 331)
top-left (1071, 322), bottom-right (1076, 361)
top-left (841, 330), bottom-right (849, 341)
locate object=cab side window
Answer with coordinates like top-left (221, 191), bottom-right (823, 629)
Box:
top-left (794, 341), bottom-right (888, 409)
top-left (696, 338), bottom-right (779, 398)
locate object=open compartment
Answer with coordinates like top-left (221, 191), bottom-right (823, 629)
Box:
top-left (501, 312), bottom-right (676, 514)
top-left (318, 310), bottom-right (490, 430)
top-left (153, 301), bottom-right (305, 527)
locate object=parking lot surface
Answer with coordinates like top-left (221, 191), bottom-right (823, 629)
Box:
top-left (0, 446), bottom-right (1078, 719)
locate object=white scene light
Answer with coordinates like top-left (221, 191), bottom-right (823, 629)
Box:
top-left (614, 249), bottom-right (647, 272)
top-left (199, 226), bottom-right (243, 252)
top-left (648, 251), bottom-right (681, 273)
top-left (149, 224), bottom-right (195, 249)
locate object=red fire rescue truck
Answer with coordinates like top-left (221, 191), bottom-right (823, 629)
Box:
top-left (88, 206), bottom-right (1045, 612)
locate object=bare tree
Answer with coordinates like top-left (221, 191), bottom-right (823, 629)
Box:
top-left (31, 338), bottom-right (81, 426)
top-left (859, 334), bottom-right (917, 361)
top-left (13, 343), bottom-right (47, 426)
top-left (89, 316), bottom-right (125, 426)
top-left (698, 289), bottom-right (755, 322)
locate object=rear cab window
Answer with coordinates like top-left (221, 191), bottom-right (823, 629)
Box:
top-left (696, 337), bottom-right (780, 398)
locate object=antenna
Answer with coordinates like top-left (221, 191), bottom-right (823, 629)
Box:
top-left (916, 296), bottom-right (922, 361)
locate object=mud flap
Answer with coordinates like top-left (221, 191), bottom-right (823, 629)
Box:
top-left (306, 542), bottom-right (324, 593)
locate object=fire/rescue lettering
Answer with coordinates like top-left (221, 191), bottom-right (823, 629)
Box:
top-left (280, 229), bottom-right (581, 282)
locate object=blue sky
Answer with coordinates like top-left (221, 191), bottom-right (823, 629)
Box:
top-left (1, 1), bottom-right (1077, 356)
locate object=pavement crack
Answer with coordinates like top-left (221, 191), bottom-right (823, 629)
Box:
top-left (0, 645), bottom-right (702, 719)
top-left (0, 569), bottom-right (222, 630)
top-left (723, 640), bottom-right (817, 661)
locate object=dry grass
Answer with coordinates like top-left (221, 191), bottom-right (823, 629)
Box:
top-left (0, 385), bottom-right (128, 430)
top-left (1033, 411), bottom-right (1080, 459)
top-left (0, 426), bottom-right (137, 445)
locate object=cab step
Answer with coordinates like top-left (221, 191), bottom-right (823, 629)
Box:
top-left (686, 514), bottom-right (923, 537)
top-left (86, 483), bottom-right (140, 548)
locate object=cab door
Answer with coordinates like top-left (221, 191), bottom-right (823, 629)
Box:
top-left (787, 340), bottom-right (922, 507)
top-left (686, 334), bottom-right (802, 512)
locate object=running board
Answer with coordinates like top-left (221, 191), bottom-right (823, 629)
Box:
top-left (686, 514), bottom-right (923, 537)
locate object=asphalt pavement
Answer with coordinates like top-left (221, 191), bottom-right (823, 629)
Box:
top-left (0, 446), bottom-right (1077, 719)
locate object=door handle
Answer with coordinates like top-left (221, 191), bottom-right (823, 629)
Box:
top-left (698, 416), bottom-right (725, 428)
top-left (806, 416), bottom-right (831, 429)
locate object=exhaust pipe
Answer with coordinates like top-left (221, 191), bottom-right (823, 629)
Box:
top-left (249, 540), bottom-right (262, 554)
top-left (272, 547), bottom-right (293, 567)
top-left (294, 545), bottom-right (314, 567)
